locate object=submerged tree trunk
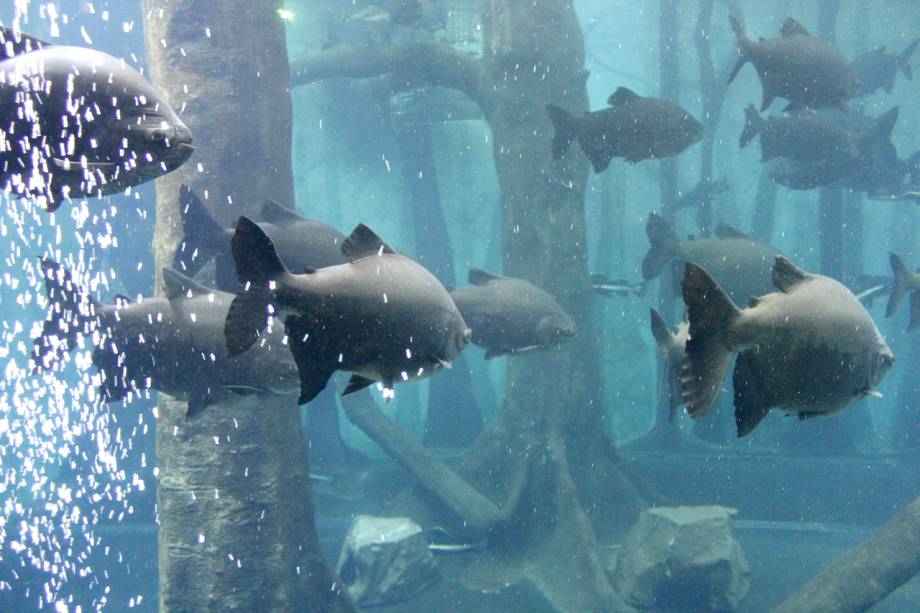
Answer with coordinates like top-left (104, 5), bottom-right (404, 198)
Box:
top-left (291, 1), bottom-right (644, 608)
top-left (142, 3), bottom-right (354, 611)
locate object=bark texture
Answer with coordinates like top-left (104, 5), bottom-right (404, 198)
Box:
top-left (142, 3), bottom-right (353, 611)
top-left (774, 496), bottom-right (920, 612)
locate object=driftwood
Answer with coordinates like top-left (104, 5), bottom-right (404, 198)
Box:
top-left (774, 496), bottom-right (920, 612)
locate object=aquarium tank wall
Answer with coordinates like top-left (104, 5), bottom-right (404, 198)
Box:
top-left (1, 0), bottom-right (920, 611)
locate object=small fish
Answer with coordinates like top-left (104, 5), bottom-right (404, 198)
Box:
top-left (739, 105), bottom-right (858, 163)
top-left (728, 16), bottom-right (859, 112)
top-left (0, 28), bottom-right (193, 210)
top-left (173, 185), bottom-right (347, 291)
top-left (674, 178), bottom-right (729, 212)
top-left (449, 269), bottom-right (575, 360)
top-left (681, 257), bottom-right (894, 437)
top-left (851, 40), bottom-right (920, 97)
top-left (590, 275), bottom-right (646, 298)
top-left (642, 213), bottom-right (783, 305)
top-left (32, 261), bottom-right (298, 417)
top-left (851, 275), bottom-right (892, 309)
top-left (886, 253), bottom-right (920, 331)
top-left (225, 219), bottom-right (470, 404)
top-left (649, 309), bottom-right (689, 421)
top-left (546, 87), bottom-right (703, 173)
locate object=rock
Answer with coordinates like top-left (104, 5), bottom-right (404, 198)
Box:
top-left (336, 514), bottom-right (440, 607)
top-left (612, 505), bottom-right (751, 612)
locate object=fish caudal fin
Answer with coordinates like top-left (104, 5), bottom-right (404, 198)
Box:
top-left (899, 39), bottom-right (919, 80)
top-left (225, 217), bottom-right (288, 356)
top-left (727, 15), bottom-right (751, 85)
top-left (681, 262), bottom-right (741, 419)
top-left (285, 315), bottom-right (338, 405)
top-left (32, 259), bottom-right (102, 371)
top-left (642, 213), bottom-right (680, 280)
top-left (173, 185), bottom-right (229, 277)
top-left (545, 105), bottom-right (579, 160)
top-left (739, 104), bottom-right (763, 148)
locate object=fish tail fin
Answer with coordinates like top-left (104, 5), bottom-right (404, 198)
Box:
top-left (727, 15), bottom-right (751, 84)
top-left (680, 262), bottom-right (741, 419)
top-left (32, 258), bottom-right (102, 371)
top-left (885, 253), bottom-right (920, 327)
top-left (225, 217), bottom-right (289, 356)
top-left (173, 184), bottom-right (229, 276)
top-left (739, 104), bottom-right (764, 148)
top-left (899, 39), bottom-right (919, 80)
top-left (545, 104), bottom-right (579, 160)
top-left (642, 213), bottom-right (680, 280)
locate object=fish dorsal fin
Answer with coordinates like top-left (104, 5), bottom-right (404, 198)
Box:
top-left (714, 223), bottom-right (751, 240)
top-left (341, 224), bottom-right (395, 262)
top-left (469, 268), bottom-right (502, 286)
top-left (261, 199), bottom-right (304, 224)
top-left (748, 295), bottom-right (764, 308)
top-left (872, 106), bottom-right (899, 140)
top-left (607, 87), bottom-right (641, 107)
top-left (772, 257), bottom-right (810, 292)
top-left (162, 267), bottom-right (212, 300)
top-left (0, 26), bottom-right (53, 60)
top-left (780, 18), bottom-right (810, 38)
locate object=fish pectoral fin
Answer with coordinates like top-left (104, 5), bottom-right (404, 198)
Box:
top-left (864, 390), bottom-right (884, 399)
top-left (798, 411), bottom-right (822, 421)
top-left (285, 314), bottom-right (337, 405)
top-left (51, 158), bottom-right (116, 171)
top-left (224, 385), bottom-right (265, 396)
top-left (436, 358), bottom-right (453, 370)
top-left (343, 374), bottom-right (376, 396)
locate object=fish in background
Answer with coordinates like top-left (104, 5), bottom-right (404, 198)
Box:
top-left (673, 178), bottom-right (729, 212)
top-left (174, 185), bottom-right (346, 291)
top-left (546, 87), bottom-right (703, 173)
top-left (349, 0), bottom-right (444, 29)
top-left (226, 219), bottom-right (470, 404)
top-left (0, 28), bottom-right (193, 210)
top-left (649, 309), bottom-right (688, 421)
top-left (642, 213), bottom-right (783, 305)
top-left (739, 105), bottom-right (858, 163)
top-left (590, 275), bottom-right (646, 299)
top-left (851, 39), bottom-right (920, 96)
top-left (32, 260), bottom-right (298, 417)
top-left (851, 274), bottom-right (893, 309)
top-left (681, 258), bottom-right (894, 437)
top-left (449, 269), bottom-right (576, 359)
top-left (887, 253), bottom-right (920, 331)
top-left (728, 16), bottom-right (859, 112)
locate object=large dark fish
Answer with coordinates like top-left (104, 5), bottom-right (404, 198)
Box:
top-left (173, 185), bottom-right (346, 290)
top-left (728, 16), bottom-right (859, 112)
top-left (739, 105), bottom-right (857, 163)
top-left (851, 40), bottom-right (920, 96)
top-left (0, 28), bottom-right (193, 210)
top-left (225, 218), bottom-right (470, 404)
top-left (546, 87), bottom-right (703, 172)
top-left (449, 268), bottom-right (575, 359)
top-left (681, 258), bottom-right (894, 437)
top-left (642, 213), bottom-right (783, 304)
top-left (886, 253), bottom-right (920, 331)
top-left (649, 309), bottom-right (688, 421)
top-left (32, 260), bottom-right (298, 416)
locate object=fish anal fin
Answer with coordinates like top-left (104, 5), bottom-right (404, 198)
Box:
top-left (732, 350), bottom-right (775, 437)
top-left (186, 388), bottom-right (217, 419)
top-left (772, 256), bottom-right (810, 292)
top-left (285, 315), bottom-right (337, 405)
top-left (343, 374), bottom-right (376, 396)
top-left (607, 87), bottom-right (641, 107)
top-left (780, 18), bottom-right (810, 38)
top-left (341, 224), bottom-right (395, 262)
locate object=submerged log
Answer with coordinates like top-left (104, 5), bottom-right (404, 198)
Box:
top-left (774, 496), bottom-right (920, 612)
top-left (142, 2), bottom-right (354, 611)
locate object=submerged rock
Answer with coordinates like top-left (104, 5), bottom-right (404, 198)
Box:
top-left (612, 506), bottom-right (751, 612)
top-left (336, 515), bottom-right (440, 607)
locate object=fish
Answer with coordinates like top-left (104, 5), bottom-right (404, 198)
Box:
top-left (349, 0), bottom-right (443, 29)
top-left (674, 178), bottom-right (729, 212)
top-left (225, 218), bottom-right (470, 404)
top-left (449, 268), bottom-right (576, 360)
top-left (0, 28), bottom-right (193, 210)
top-left (590, 275), bottom-right (646, 298)
top-left (32, 260), bottom-right (298, 417)
top-left (681, 257), bottom-right (894, 437)
top-left (649, 309), bottom-right (689, 421)
top-left (886, 253), bottom-right (920, 331)
top-left (850, 274), bottom-right (892, 309)
top-left (546, 87), bottom-right (703, 173)
top-left (173, 184), bottom-right (346, 291)
top-left (739, 105), bottom-right (857, 163)
top-left (728, 16), bottom-right (859, 112)
top-left (851, 40), bottom-right (920, 96)
top-left (642, 213), bottom-right (783, 304)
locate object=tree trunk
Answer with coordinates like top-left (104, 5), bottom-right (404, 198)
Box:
top-left (142, 3), bottom-right (354, 611)
top-left (774, 496), bottom-right (920, 612)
